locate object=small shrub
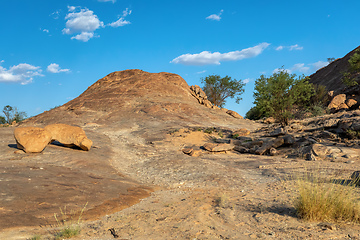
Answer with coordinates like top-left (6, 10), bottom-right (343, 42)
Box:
top-left (295, 173), bottom-right (360, 223)
top-left (29, 235), bottom-right (42, 240)
top-left (204, 127), bottom-right (215, 134)
top-left (218, 130), bottom-right (224, 138)
top-left (53, 203), bottom-right (87, 239)
top-left (232, 134), bottom-right (239, 139)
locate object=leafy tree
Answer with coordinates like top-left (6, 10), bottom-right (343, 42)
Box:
top-left (2, 105), bottom-right (27, 124)
top-left (201, 75), bottom-right (245, 108)
top-left (249, 68), bottom-right (314, 125)
top-left (0, 116), bottom-right (5, 124)
top-left (327, 57), bottom-right (336, 63)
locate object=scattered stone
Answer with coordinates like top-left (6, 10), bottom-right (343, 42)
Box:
top-left (312, 144), bottom-right (329, 158)
top-left (14, 149), bottom-right (26, 154)
top-left (241, 140), bottom-right (263, 149)
top-left (233, 128), bottom-right (250, 137)
top-left (328, 94), bottom-right (346, 110)
top-left (269, 148), bottom-right (278, 156)
top-left (226, 110), bottom-right (243, 119)
top-left (268, 127), bottom-right (285, 137)
top-left (306, 152), bottom-right (317, 161)
top-left (346, 98), bottom-right (357, 108)
top-left (263, 117), bottom-right (276, 124)
top-left (318, 222), bottom-right (336, 230)
top-left (319, 131), bottom-right (337, 139)
top-left (190, 150), bottom-right (202, 157)
top-left (44, 123), bottom-right (93, 151)
top-left (203, 143), bottom-right (235, 152)
top-left (282, 134), bottom-right (296, 145)
top-left (255, 138), bottom-right (284, 155)
top-left (182, 148), bottom-right (193, 155)
top-left (14, 127), bottom-right (52, 153)
top-left (233, 145), bottom-right (249, 153)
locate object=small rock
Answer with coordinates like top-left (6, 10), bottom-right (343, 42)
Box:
top-left (328, 94), bottom-right (346, 110)
top-left (233, 128), bottom-right (250, 137)
top-left (263, 117), bottom-right (276, 124)
top-left (226, 110), bottom-right (243, 119)
top-left (283, 134), bottom-right (295, 145)
top-left (268, 127), bottom-right (285, 137)
top-left (14, 149), bottom-right (25, 154)
top-left (269, 148), bottom-right (278, 156)
top-left (346, 98), bottom-right (357, 108)
top-left (318, 222), bottom-right (336, 230)
top-left (203, 143), bottom-right (235, 152)
top-left (182, 148), bottom-right (193, 155)
top-left (233, 145), bottom-right (249, 153)
top-left (190, 150), bottom-right (202, 157)
top-left (312, 144), bottom-right (329, 158)
top-left (306, 152), bottom-right (317, 161)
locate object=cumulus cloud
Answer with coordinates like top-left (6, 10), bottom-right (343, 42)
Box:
top-left (62, 6), bottom-right (104, 42)
top-left (171, 42), bottom-right (270, 66)
top-left (98, 0), bottom-right (116, 2)
top-left (0, 63), bottom-right (43, 85)
top-left (47, 63), bottom-right (70, 73)
top-left (276, 44), bottom-right (303, 51)
top-left (243, 78), bottom-right (251, 84)
top-left (108, 8), bottom-right (131, 27)
top-left (206, 10), bottom-right (223, 21)
top-left (273, 61), bottom-right (329, 75)
top-left (311, 61), bottom-right (329, 71)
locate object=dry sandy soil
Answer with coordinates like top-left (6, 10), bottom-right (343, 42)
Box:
top-left (1, 70), bottom-right (360, 240)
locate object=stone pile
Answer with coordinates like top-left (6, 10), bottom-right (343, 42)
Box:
top-left (328, 93), bottom-right (358, 112)
top-left (189, 85), bottom-right (243, 119)
top-left (14, 123), bottom-right (92, 153)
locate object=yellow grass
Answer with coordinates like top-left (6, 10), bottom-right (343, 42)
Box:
top-left (295, 174), bottom-right (360, 223)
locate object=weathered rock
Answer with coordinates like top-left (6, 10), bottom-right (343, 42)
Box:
top-left (203, 100), bottom-right (213, 108)
top-left (306, 152), bottom-right (317, 161)
top-left (233, 128), bottom-right (250, 137)
top-left (44, 123), bottom-right (93, 151)
top-left (346, 98), bottom-right (357, 108)
top-left (14, 127), bottom-right (52, 153)
top-left (338, 102), bottom-right (349, 111)
top-left (269, 148), bottom-right (278, 156)
top-left (263, 117), bottom-right (276, 124)
top-left (233, 145), bottom-right (249, 153)
top-left (220, 108), bottom-right (228, 112)
top-left (319, 131), bottom-right (337, 139)
top-left (255, 138), bottom-right (284, 155)
top-left (282, 134), bottom-right (295, 145)
top-left (328, 94), bottom-right (346, 110)
top-left (212, 105), bottom-right (220, 110)
top-left (203, 143), bottom-right (235, 152)
top-left (241, 140), bottom-right (263, 149)
top-left (322, 119), bottom-right (340, 128)
top-left (312, 144), bottom-right (329, 158)
top-left (190, 150), bottom-right (202, 157)
top-left (351, 171), bottom-right (360, 183)
top-left (182, 148), bottom-right (193, 155)
top-left (226, 110), bottom-right (243, 119)
top-left (189, 85), bottom-right (213, 108)
top-left (268, 127), bottom-right (285, 137)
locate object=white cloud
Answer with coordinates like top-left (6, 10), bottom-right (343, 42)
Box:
top-left (171, 42), bottom-right (270, 65)
top-left (108, 8), bottom-right (131, 27)
top-left (50, 10), bottom-right (61, 19)
top-left (273, 61), bottom-right (329, 75)
top-left (289, 44), bottom-right (303, 51)
top-left (42, 28), bottom-right (49, 33)
top-left (47, 63), bottom-right (70, 73)
top-left (206, 10), bottom-right (223, 21)
top-left (311, 61), bottom-right (329, 71)
top-left (71, 32), bottom-right (95, 42)
top-left (0, 63), bottom-right (43, 85)
top-left (276, 44), bottom-right (303, 51)
top-left (243, 78), bottom-right (251, 84)
top-left (196, 70), bottom-right (207, 74)
top-left (62, 6), bottom-right (104, 42)
top-left (98, 0), bottom-right (116, 2)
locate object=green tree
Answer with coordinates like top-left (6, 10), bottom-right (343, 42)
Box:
top-left (201, 75), bottom-right (245, 108)
top-left (2, 105), bottom-right (27, 123)
top-left (249, 68), bottom-right (314, 125)
top-left (0, 116), bottom-right (5, 124)
top-left (342, 49), bottom-right (360, 87)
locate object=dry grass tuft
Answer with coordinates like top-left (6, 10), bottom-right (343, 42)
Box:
top-left (295, 173), bottom-right (360, 223)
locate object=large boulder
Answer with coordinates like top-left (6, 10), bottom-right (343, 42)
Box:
top-left (14, 127), bottom-right (52, 153)
top-left (226, 110), bottom-right (243, 119)
top-left (328, 94), bottom-right (346, 110)
top-left (44, 124), bottom-right (92, 151)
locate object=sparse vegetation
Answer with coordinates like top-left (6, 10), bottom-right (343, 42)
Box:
top-left (204, 127), bottom-right (215, 134)
top-left (202, 75), bottom-right (245, 108)
top-left (53, 203), bottom-right (87, 239)
top-left (29, 235), bottom-right (42, 240)
top-left (248, 68), bottom-right (314, 125)
top-left (1, 105), bottom-right (27, 124)
top-left (295, 173), bottom-right (360, 223)
top-left (342, 49), bottom-right (360, 87)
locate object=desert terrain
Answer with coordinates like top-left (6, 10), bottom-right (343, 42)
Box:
top-left (1, 69), bottom-right (360, 240)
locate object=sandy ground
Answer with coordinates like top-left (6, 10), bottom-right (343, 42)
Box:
top-left (2, 124), bottom-right (360, 240)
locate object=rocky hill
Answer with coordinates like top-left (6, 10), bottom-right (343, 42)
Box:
top-left (309, 45), bottom-right (360, 94)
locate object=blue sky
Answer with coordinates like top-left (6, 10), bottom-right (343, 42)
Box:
top-left (1, 0), bottom-right (360, 118)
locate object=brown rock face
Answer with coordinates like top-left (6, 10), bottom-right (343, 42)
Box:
top-left (44, 123), bottom-right (93, 151)
top-left (328, 94), bottom-right (346, 110)
top-left (14, 127), bottom-right (52, 153)
top-left (226, 110), bottom-right (243, 119)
